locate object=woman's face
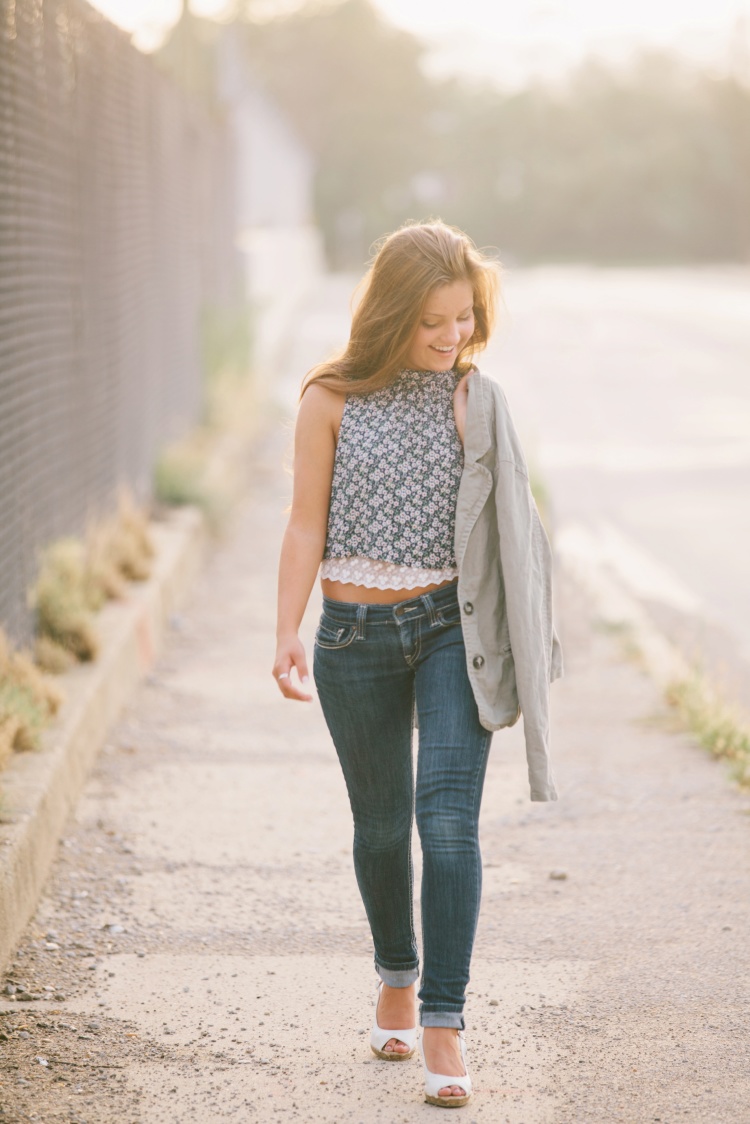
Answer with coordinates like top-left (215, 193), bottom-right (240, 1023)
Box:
top-left (405, 279), bottom-right (475, 372)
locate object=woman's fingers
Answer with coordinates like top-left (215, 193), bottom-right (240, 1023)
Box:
top-left (275, 666), bottom-right (312, 702)
top-left (272, 650), bottom-right (312, 702)
top-left (296, 651), bottom-right (309, 684)
top-left (279, 672), bottom-right (312, 702)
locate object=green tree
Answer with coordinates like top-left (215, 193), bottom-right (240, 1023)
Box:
top-left (171, 0), bottom-right (750, 266)
top-left (241, 0), bottom-right (438, 265)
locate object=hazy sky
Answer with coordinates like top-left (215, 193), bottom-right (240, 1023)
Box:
top-left (378, 0), bottom-right (750, 85)
top-left (88, 0), bottom-right (750, 83)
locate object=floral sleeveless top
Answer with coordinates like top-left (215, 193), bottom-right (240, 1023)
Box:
top-left (321, 368), bottom-right (464, 588)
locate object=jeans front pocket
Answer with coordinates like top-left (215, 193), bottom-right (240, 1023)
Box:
top-left (314, 619), bottom-right (357, 650)
top-left (436, 602), bottom-right (462, 627)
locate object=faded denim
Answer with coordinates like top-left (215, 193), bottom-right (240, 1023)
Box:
top-left (313, 581), bottom-right (492, 1029)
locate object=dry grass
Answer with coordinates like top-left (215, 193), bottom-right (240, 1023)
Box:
top-left (32, 489), bottom-right (154, 664)
top-left (154, 362), bottom-right (260, 530)
top-left (1, 492), bottom-right (155, 781)
top-left (592, 610), bottom-right (750, 790)
top-left (154, 442), bottom-right (212, 510)
top-left (110, 488), bottom-right (155, 581)
top-left (86, 490), bottom-right (154, 597)
top-left (665, 674), bottom-right (750, 787)
top-left (153, 439), bottom-right (228, 531)
top-left (33, 538), bottom-right (100, 661)
top-left (0, 628), bottom-right (63, 762)
top-left (84, 521), bottom-right (128, 609)
top-left (34, 635), bottom-right (77, 675)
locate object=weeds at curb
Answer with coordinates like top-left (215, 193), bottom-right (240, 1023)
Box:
top-left (2, 331), bottom-right (256, 783)
top-left (30, 490), bottom-right (155, 668)
top-left (154, 444), bottom-right (218, 517)
top-left (153, 370), bottom-right (259, 534)
top-left (34, 635), bottom-right (77, 675)
top-left (0, 629), bottom-right (63, 765)
top-left (100, 489), bottom-right (155, 586)
top-left (153, 443), bottom-right (231, 535)
top-left (594, 611), bottom-right (750, 789)
top-left (592, 618), bottom-right (647, 669)
top-left (665, 676), bottom-right (750, 787)
top-left (33, 539), bottom-right (100, 662)
top-left (1, 492), bottom-right (154, 780)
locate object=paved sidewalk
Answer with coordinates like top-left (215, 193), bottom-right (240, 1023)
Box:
top-left (2, 284), bottom-right (750, 1122)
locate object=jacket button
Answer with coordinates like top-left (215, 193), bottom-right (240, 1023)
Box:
top-left (463, 601), bottom-right (474, 614)
top-left (472, 654), bottom-right (484, 669)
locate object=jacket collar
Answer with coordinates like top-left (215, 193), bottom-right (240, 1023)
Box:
top-left (464, 367), bottom-right (493, 462)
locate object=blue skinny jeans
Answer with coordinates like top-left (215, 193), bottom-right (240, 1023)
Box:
top-left (312, 580), bottom-right (493, 1029)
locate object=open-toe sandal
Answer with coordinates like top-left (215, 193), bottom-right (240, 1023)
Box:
top-left (369, 981), bottom-right (417, 1061)
top-left (419, 1032), bottom-right (473, 1107)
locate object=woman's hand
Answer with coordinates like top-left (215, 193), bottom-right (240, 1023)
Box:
top-left (273, 634), bottom-right (313, 702)
top-left (452, 366), bottom-right (476, 446)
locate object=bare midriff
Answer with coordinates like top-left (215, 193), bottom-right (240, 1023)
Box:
top-left (321, 576), bottom-right (458, 604)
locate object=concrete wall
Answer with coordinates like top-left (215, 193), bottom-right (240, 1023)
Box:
top-left (218, 29), bottom-right (325, 376)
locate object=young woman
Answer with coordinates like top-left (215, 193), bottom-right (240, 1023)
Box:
top-left (273, 220), bottom-right (561, 1109)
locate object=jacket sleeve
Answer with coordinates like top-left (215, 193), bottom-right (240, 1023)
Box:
top-left (492, 385), bottom-right (561, 801)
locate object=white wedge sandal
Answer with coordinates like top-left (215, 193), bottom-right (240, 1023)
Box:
top-left (369, 982), bottom-right (418, 1061)
top-left (419, 1031), bottom-right (473, 1108)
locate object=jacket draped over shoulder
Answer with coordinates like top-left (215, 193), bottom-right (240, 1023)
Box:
top-left (454, 370), bottom-right (563, 802)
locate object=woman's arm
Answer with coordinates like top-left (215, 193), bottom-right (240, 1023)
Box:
top-left (273, 383), bottom-right (342, 701)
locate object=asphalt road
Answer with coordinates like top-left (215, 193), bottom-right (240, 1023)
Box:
top-left (484, 266), bottom-right (750, 708)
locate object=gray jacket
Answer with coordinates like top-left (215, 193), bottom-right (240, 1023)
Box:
top-left (455, 370), bottom-right (563, 802)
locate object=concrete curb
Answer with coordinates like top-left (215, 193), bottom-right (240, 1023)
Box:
top-left (0, 414), bottom-right (267, 974)
top-left (0, 508), bottom-right (208, 972)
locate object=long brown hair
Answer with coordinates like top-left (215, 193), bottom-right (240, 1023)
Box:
top-left (301, 220), bottom-right (501, 398)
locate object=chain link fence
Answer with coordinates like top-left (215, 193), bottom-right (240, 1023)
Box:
top-left (0, 0), bottom-right (241, 644)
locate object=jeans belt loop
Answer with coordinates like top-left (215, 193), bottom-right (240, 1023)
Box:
top-left (356, 603), bottom-right (367, 640)
top-left (420, 592), bottom-right (440, 628)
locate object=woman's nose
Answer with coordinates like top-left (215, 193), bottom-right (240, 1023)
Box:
top-left (441, 323), bottom-right (462, 344)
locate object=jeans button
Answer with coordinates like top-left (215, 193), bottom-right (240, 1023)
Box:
top-left (472, 654), bottom-right (484, 669)
top-left (463, 601), bottom-right (474, 614)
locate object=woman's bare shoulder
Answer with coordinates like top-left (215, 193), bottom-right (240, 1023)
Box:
top-left (300, 380), bottom-right (345, 408)
top-left (298, 382), bottom-right (346, 433)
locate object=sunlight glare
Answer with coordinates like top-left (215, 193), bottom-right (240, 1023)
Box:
top-left (374, 0), bottom-right (750, 38)
top-left (86, 0), bottom-right (182, 34)
top-left (189, 0), bottom-right (238, 18)
top-left (86, 0), bottom-right (750, 71)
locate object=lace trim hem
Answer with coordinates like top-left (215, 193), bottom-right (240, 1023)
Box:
top-left (320, 556), bottom-right (458, 591)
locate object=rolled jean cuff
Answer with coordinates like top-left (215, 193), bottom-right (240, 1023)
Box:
top-left (375, 963), bottom-right (419, 989)
top-left (420, 1009), bottom-right (465, 1030)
